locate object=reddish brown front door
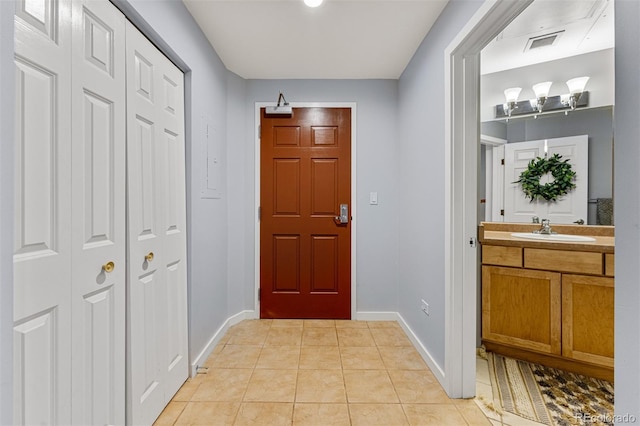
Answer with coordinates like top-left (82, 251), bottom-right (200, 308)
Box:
top-left (260, 107), bottom-right (351, 319)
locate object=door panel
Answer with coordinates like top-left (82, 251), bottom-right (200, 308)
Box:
top-left (504, 135), bottom-right (588, 224)
top-left (126, 20), bottom-right (188, 425)
top-left (260, 107), bottom-right (351, 319)
top-left (13, 309), bottom-right (57, 425)
top-left (70, 1), bottom-right (126, 424)
top-left (14, 0), bottom-right (72, 422)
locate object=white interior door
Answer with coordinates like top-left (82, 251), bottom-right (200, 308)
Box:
top-left (13, 1), bottom-right (72, 423)
top-left (503, 135), bottom-right (588, 224)
top-left (70, 1), bottom-right (126, 424)
top-left (125, 21), bottom-right (188, 426)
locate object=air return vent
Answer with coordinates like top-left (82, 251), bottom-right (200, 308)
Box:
top-left (524, 30), bottom-right (564, 51)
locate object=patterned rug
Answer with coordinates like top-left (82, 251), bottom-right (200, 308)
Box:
top-left (487, 352), bottom-right (614, 425)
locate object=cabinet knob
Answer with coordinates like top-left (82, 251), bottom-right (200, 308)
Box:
top-left (145, 252), bottom-right (154, 262)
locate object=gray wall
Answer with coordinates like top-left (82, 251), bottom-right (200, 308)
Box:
top-left (614, 0), bottom-right (640, 418)
top-left (505, 107), bottom-right (613, 224)
top-left (480, 48), bottom-right (615, 122)
top-left (117, 0), bottom-right (232, 363)
top-left (239, 80), bottom-right (401, 314)
top-left (226, 72), bottom-right (253, 313)
top-left (397, 0), bottom-right (484, 370)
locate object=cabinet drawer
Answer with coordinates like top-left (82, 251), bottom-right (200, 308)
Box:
top-left (605, 254), bottom-right (614, 277)
top-left (524, 248), bottom-right (602, 275)
top-left (482, 245), bottom-right (522, 267)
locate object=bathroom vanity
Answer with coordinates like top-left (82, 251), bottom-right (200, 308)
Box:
top-left (479, 222), bottom-right (614, 381)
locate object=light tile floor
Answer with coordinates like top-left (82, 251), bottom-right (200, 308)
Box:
top-left (154, 319), bottom-right (494, 425)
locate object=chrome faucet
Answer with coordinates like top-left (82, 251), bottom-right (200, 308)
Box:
top-left (534, 219), bottom-right (554, 235)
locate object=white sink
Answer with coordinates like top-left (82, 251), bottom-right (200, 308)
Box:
top-left (510, 232), bottom-right (596, 242)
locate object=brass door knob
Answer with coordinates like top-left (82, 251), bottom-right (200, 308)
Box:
top-left (102, 261), bottom-right (115, 273)
top-left (145, 252), bottom-right (154, 262)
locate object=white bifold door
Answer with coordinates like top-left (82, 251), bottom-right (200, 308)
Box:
top-left (14, 1), bottom-right (188, 424)
top-left (125, 21), bottom-right (189, 426)
top-left (14, 0), bottom-right (127, 424)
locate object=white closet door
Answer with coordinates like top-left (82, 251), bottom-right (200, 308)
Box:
top-left (13, 0), bottom-right (73, 424)
top-left (70, 1), bottom-right (126, 424)
top-left (125, 21), bottom-right (188, 425)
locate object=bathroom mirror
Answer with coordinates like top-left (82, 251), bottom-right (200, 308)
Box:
top-left (477, 0), bottom-right (614, 226)
top-left (479, 106), bottom-right (613, 225)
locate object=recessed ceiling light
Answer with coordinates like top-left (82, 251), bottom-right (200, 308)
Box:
top-left (304, 0), bottom-right (323, 7)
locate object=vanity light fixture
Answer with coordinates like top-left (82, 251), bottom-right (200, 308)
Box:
top-left (494, 77), bottom-right (590, 120)
top-left (503, 87), bottom-right (522, 118)
top-left (564, 76), bottom-right (590, 110)
top-left (532, 81), bottom-right (552, 114)
top-left (304, 0), bottom-right (323, 7)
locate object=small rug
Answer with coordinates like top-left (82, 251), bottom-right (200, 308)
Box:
top-left (487, 352), bottom-right (614, 426)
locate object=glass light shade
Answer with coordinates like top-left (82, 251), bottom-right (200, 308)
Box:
top-left (566, 77), bottom-right (589, 95)
top-left (532, 81), bottom-right (553, 98)
top-left (504, 87), bottom-right (522, 103)
top-left (304, 0), bottom-right (323, 7)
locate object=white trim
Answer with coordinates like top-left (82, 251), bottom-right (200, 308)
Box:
top-left (480, 134), bottom-right (507, 146)
top-left (354, 311), bottom-right (399, 321)
top-left (443, 0), bottom-right (533, 398)
top-left (189, 310), bottom-right (255, 377)
top-left (396, 314), bottom-right (446, 382)
top-left (254, 102), bottom-right (358, 319)
top-left (487, 144), bottom-right (506, 222)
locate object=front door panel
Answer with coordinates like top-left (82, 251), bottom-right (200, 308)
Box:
top-left (260, 107), bottom-right (351, 319)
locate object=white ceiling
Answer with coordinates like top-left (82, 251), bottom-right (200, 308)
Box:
top-left (481, 0), bottom-right (614, 75)
top-left (182, 0), bottom-right (449, 79)
top-left (182, 0), bottom-right (615, 80)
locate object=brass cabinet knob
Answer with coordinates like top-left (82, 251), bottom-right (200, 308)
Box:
top-left (145, 252), bottom-right (154, 262)
top-left (102, 261), bottom-right (115, 273)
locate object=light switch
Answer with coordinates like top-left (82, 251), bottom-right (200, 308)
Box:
top-left (369, 192), bottom-right (378, 205)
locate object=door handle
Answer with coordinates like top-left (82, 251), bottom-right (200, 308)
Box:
top-left (334, 204), bottom-right (349, 224)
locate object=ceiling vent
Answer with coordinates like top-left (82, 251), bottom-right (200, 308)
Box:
top-left (525, 31), bottom-right (565, 52)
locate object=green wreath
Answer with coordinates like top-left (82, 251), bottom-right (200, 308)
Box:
top-left (514, 153), bottom-right (576, 202)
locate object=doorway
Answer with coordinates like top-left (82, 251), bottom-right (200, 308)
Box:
top-left (443, 0), bottom-right (533, 397)
top-left (255, 103), bottom-right (357, 319)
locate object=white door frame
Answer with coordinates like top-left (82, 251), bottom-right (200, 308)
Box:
top-left (443, 0), bottom-right (532, 397)
top-left (254, 102), bottom-right (358, 319)
top-left (480, 135), bottom-right (507, 222)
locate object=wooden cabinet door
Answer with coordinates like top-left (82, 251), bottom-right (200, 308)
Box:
top-left (562, 274), bottom-right (614, 367)
top-left (482, 266), bottom-right (561, 355)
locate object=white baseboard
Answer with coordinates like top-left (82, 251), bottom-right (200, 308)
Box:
top-left (190, 310), bottom-right (255, 377)
top-left (395, 313), bottom-right (446, 385)
top-left (355, 311), bottom-right (400, 321)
